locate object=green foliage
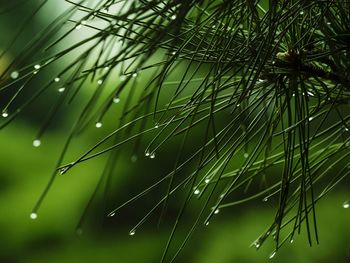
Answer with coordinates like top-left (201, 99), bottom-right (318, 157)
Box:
top-left (1, 0), bottom-right (350, 261)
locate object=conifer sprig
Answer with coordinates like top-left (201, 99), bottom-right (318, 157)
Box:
top-left (1, 0), bottom-right (350, 261)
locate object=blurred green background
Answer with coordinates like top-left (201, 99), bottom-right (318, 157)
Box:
top-left (0, 1), bottom-right (349, 263)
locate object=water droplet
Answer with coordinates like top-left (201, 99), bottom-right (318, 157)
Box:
top-left (33, 70), bottom-right (39, 75)
top-left (255, 242), bottom-right (260, 248)
top-left (299, 11), bottom-right (304, 15)
top-left (58, 87), bottom-right (65, 93)
top-left (171, 15), bottom-right (176, 20)
top-left (104, 66), bottom-right (110, 71)
top-left (97, 79), bottom-right (103, 85)
top-left (236, 103), bottom-right (240, 107)
top-left (59, 167), bottom-right (69, 175)
top-left (205, 221), bottom-right (210, 226)
top-left (145, 151), bottom-right (150, 157)
top-left (132, 72), bottom-right (138, 78)
top-left (308, 116), bottom-right (313, 121)
top-left (263, 197), bottom-right (268, 202)
top-left (238, 24), bottom-right (243, 29)
top-left (155, 123), bottom-right (159, 129)
top-left (194, 189), bottom-right (200, 195)
top-left (108, 212), bottom-right (116, 217)
top-left (214, 209), bottom-right (220, 214)
top-left (33, 139), bottom-right (41, 147)
top-left (120, 75), bottom-right (126, 81)
top-left (150, 152), bottom-right (156, 159)
top-left (343, 201), bottom-right (349, 209)
top-left (131, 155), bottom-right (138, 163)
top-left (171, 51), bottom-right (176, 55)
top-left (11, 71), bottom-right (19, 79)
top-left (345, 127), bottom-right (349, 132)
top-left (81, 20), bottom-right (87, 25)
top-left (75, 24), bottom-right (82, 30)
top-left (326, 22), bottom-right (331, 25)
top-left (307, 91), bottom-right (314, 96)
top-left (30, 212), bottom-right (38, 220)
top-left (34, 64), bottom-right (41, 70)
top-left (244, 153), bottom-right (249, 158)
top-left (212, 24), bottom-right (216, 28)
top-left (113, 97), bottom-right (120, 103)
top-left (2, 111), bottom-right (8, 118)
top-left (272, 60), bottom-right (276, 65)
top-left (205, 178), bottom-right (210, 184)
top-left (95, 122), bottom-right (102, 128)
top-left (269, 251), bottom-right (276, 259)
top-left (290, 239), bottom-right (294, 243)
top-left (129, 230), bottom-right (136, 236)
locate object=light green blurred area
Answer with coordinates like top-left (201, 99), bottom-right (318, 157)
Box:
top-left (0, 1), bottom-right (349, 263)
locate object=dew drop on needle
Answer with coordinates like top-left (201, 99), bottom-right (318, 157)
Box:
top-left (33, 139), bottom-right (41, 147)
top-left (30, 212), bottom-right (38, 220)
top-left (11, 71), bottom-right (19, 79)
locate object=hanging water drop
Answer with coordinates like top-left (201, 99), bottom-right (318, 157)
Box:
top-left (97, 79), bottom-right (103, 85)
top-left (120, 75), bottom-right (126, 81)
top-left (113, 97), bottom-right (120, 104)
top-left (342, 200), bottom-right (349, 209)
top-left (59, 167), bottom-right (69, 175)
top-left (54, 77), bottom-right (60, 82)
top-left (299, 11), bottom-right (304, 15)
top-left (205, 178), bottom-right (210, 184)
top-left (11, 71), bottom-right (19, 79)
top-left (269, 251), bottom-right (276, 259)
top-left (33, 139), bottom-right (41, 147)
top-left (30, 212), bottom-right (38, 220)
top-left (309, 116), bottom-right (313, 121)
top-left (145, 150), bottom-right (150, 157)
top-left (194, 189), bottom-right (200, 195)
top-left (34, 64), bottom-right (41, 70)
top-left (150, 152), bottom-right (156, 159)
top-left (75, 24), bottom-right (82, 30)
top-left (155, 123), bottom-right (159, 129)
top-left (244, 153), bottom-right (249, 158)
top-left (95, 122), bottom-right (102, 128)
top-left (2, 111), bottom-right (8, 118)
top-left (108, 212), bottom-right (116, 217)
top-left (129, 230), bottom-right (136, 236)
top-left (290, 239), bottom-right (294, 243)
top-left (171, 15), bottom-right (176, 20)
top-left (58, 87), bottom-right (65, 93)
top-left (214, 209), bottom-right (220, 214)
top-left (132, 72), bottom-right (138, 78)
top-left (205, 221), bottom-right (210, 226)
top-left (263, 197), bottom-right (268, 202)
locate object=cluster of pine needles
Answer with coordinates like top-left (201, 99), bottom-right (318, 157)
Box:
top-left (1, 0), bottom-right (350, 261)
